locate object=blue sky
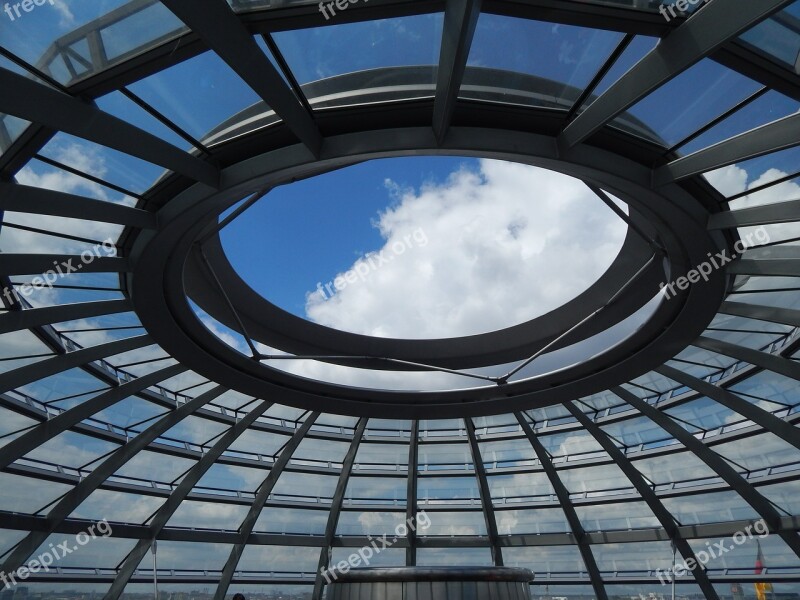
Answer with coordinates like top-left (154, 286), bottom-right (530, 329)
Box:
top-left (220, 156), bottom-right (476, 317)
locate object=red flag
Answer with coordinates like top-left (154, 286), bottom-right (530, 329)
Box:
top-left (755, 540), bottom-right (765, 575)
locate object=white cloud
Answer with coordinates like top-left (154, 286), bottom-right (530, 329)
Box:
top-left (305, 159), bottom-right (627, 340)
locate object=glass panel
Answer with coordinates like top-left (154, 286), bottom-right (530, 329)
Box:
top-left (23, 430), bottom-right (118, 470)
top-left (418, 475), bottom-right (480, 504)
top-left (664, 397), bottom-right (745, 433)
top-left (557, 463), bottom-right (634, 496)
top-left (69, 489), bottom-right (165, 524)
top-left (620, 59), bottom-right (762, 147)
top-left (600, 416), bottom-right (672, 449)
top-left (131, 540), bottom-right (233, 571)
top-left (336, 510), bottom-right (406, 536)
top-left (587, 35), bottom-right (659, 100)
top-left (730, 370), bottom-right (800, 410)
top-left (705, 146), bottom-right (800, 199)
top-left (417, 511), bottom-right (486, 536)
top-left (95, 90), bottom-right (188, 150)
top-left (728, 177), bottom-right (800, 210)
top-left (271, 471), bottom-right (339, 502)
top-left (128, 50), bottom-right (264, 146)
top-left (196, 463), bottom-right (267, 494)
top-left (273, 13), bottom-right (443, 108)
top-left (0, 473), bottom-right (71, 513)
top-left (576, 501), bottom-right (659, 531)
top-left (292, 437), bottom-right (349, 466)
top-left (538, 429), bottom-right (606, 459)
top-left (0, 114), bottom-right (31, 157)
top-left (682, 90), bottom-right (800, 156)
top-left (354, 442), bottom-right (408, 471)
top-left (29, 533), bottom-right (135, 569)
top-left (705, 313), bottom-right (793, 350)
top-left (417, 547), bottom-right (492, 567)
top-left (759, 480), bottom-right (800, 515)
top-left (462, 14), bottom-right (624, 109)
top-left (0, 529), bottom-right (28, 557)
top-left (687, 532), bottom-right (800, 573)
top-left (343, 476), bottom-right (407, 505)
top-left (0, 1), bottom-right (183, 82)
top-left (166, 500), bottom-right (249, 530)
top-left (418, 442), bottom-right (473, 470)
top-left (255, 506), bottom-right (328, 535)
top-left (35, 133), bottom-right (162, 195)
top-left (592, 540), bottom-right (675, 574)
top-left (333, 546), bottom-right (406, 568)
top-left (632, 452), bottom-right (721, 487)
top-left (660, 491), bottom-right (761, 525)
top-left (504, 545), bottom-right (587, 575)
top-left (479, 438), bottom-right (537, 470)
top-left (713, 433), bottom-right (800, 472)
top-left (227, 428), bottom-right (291, 457)
top-left (739, 1), bottom-right (800, 70)
top-left (114, 450), bottom-right (195, 484)
top-left (495, 508), bottom-right (570, 535)
top-left (237, 544), bottom-right (320, 573)
top-left (486, 471), bottom-right (555, 504)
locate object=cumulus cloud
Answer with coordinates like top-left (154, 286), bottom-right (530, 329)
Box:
top-left (2, 142), bottom-right (131, 254)
top-left (194, 159), bottom-right (638, 390)
top-left (305, 159), bottom-right (627, 340)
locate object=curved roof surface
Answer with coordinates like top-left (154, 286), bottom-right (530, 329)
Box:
top-left (1, 1), bottom-right (800, 599)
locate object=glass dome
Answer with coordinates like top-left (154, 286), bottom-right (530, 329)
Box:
top-left (1, 1), bottom-right (800, 600)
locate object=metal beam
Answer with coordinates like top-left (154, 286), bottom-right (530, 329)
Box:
top-left (0, 181), bottom-right (157, 229)
top-left (312, 418), bottom-right (367, 600)
top-left (464, 417), bottom-right (503, 566)
top-left (0, 254), bottom-right (128, 275)
top-left (0, 363), bottom-right (185, 469)
top-left (693, 336), bottom-right (800, 382)
top-left (159, 0), bottom-right (322, 157)
top-left (0, 299), bottom-right (131, 334)
top-left (656, 365), bottom-right (800, 451)
top-left (3, 510), bottom-right (799, 551)
top-left (559, 0), bottom-right (794, 149)
top-left (515, 412), bottom-right (607, 600)
top-left (564, 401), bottom-right (721, 600)
top-left (0, 385), bottom-right (226, 578)
top-left (728, 258), bottom-right (800, 277)
top-left (719, 301), bottom-right (800, 327)
top-left (214, 411), bottom-right (320, 600)
top-left (104, 399), bottom-right (274, 600)
top-left (0, 67), bottom-right (219, 188)
top-left (655, 111), bottom-right (800, 186)
top-left (406, 420), bottom-right (419, 567)
top-left (432, 0), bottom-right (482, 143)
top-left (612, 386), bottom-right (800, 559)
top-left (709, 199), bottom-right (800, 230)
top-left (0, 334), bottom-right (152, 395)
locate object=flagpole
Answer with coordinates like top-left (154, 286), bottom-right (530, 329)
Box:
top-left (671, 540), bottom-right (676, 600)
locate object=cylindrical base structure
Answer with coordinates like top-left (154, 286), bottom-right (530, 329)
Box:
top-left (324, 566), bottom-right (534, 600)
